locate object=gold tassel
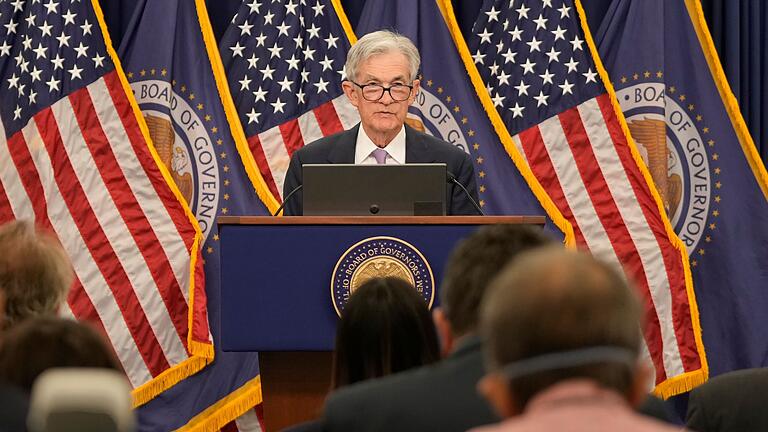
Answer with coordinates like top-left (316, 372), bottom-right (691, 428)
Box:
top-left (174, 376), bottom-right (263, 432)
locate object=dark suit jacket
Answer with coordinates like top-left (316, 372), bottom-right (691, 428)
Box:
top-left (322, 336), bottom-right (498, 432)
top-left (686, 368), bottom-right (768, 432)
top-left (0, 384), bottom-right (28, 432)
top-left (282, 124), bottom-right (479, 216)
top-left (638, 395), bottom-right (677, 424)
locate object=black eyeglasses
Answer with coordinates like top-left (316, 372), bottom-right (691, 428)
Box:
top-left (350, 81), bottom-right (414, 101)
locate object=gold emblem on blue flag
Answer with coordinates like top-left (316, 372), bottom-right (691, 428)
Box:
top-left (331, 236), bottom-right (434, 316)
top-left (613, 74), bottom-right (720, 265)
top-left (128, 72), bottom-right (229, 245)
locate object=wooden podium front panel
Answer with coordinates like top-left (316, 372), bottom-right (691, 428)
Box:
top-left (260, 351), bottom-right (333, 431)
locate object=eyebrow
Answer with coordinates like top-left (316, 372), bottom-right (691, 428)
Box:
top-left (362, 74), bottom-right (408, 83)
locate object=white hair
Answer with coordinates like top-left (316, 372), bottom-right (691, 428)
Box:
top-left (344, 30), bottom-right (420, 82)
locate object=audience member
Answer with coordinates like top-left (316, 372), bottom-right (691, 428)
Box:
top-left (0, 220), bottom-right (72, 330)
top-left (686, 368), bottom-right (768, 431)
top-left (332, 276), bottom-right (439, 389)
top-left (0, 317), bottom-right (121, 393)
top-left (638, 395), bottom-right (677, 424)
top-left (283, 277), bottom-right (439, 432)
top-left (0, 290), bottom-right (29, 432)
top-left (0, 382), bottom-right (28, 432)
top-left (322, 225), bottom-right (550, 432)
top-left (472, 248), bottom-right (681, 432)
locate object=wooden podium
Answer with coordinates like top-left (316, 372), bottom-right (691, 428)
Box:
top-left (218, 216), bottom-right (544, 431)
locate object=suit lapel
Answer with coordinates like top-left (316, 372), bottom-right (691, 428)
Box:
top-left (327, 124), bottom-right (359, 164)
top-left (405, 124), bottom-right (436, 163)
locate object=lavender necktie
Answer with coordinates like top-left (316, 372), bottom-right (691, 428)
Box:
top-left (371, 148), bottom-right (389, 164)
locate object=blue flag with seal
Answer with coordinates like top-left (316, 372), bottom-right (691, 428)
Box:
top-left (117, 0), bottom-right (271, 429)
top-left (597, 0), bottom-right (768, 377)
top-left (355, 0), bottom-right (555, 225)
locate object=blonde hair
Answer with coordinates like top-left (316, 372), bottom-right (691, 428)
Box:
top-left (0, 220), bottom-right (73, 329)
top-left (345, 30), bottom-right (420, 82)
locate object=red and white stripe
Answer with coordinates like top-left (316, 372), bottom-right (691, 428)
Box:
top-left (0, 70), bottom-right (209, 389)
top-left (514, 93), bottom-right (700, 384)
top-left (247, 95), bottom-right (359, 200)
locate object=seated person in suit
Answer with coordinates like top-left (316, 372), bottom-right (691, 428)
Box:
top-left (686, 367), bottom-right (768, 432)
top-left (283, 277), bottom-right (439, 432)
top-left (332, 277), bottom-right (439, 388)
top-left (473, 249), bottom-right (681, 432)
top-left (322, 225), bottom-right (550, 432)
top-left (282, 30), bottom-right (479, 215)
top-left (0, 220), bottom-right (72, 330)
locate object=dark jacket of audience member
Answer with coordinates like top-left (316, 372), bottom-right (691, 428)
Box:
top-left (686, 368), bottom-right (768, 432)
top-left (0, 383), bottom-right (28, 432)
top-left (0, 220), bottom-right (72, 330)
top-left (638, 396), bottom-right (677, 424)
top-left (0, 317), bottom-right (122, 393)
top-left (323, 225), bottom-right (550, 432)
top-left (332, 277), bottom-right (439, 389)
top-left (472, 248), bottom-right (680, 432)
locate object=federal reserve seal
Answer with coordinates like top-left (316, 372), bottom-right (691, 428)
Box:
top-left (614, 75), bottom-right (721, 263)
top-left (408, 85), bottom-right (470, 154)
top-left (129, 77), bottom-right (220, 242)
top-left (331, 237), bottom-right (435, 316)
top-left (405, 77), bottom-right (491, 210)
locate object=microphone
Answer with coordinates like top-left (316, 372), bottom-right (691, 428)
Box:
top-left (447, 171), bottom-right (484, 216)
top-left (273, 184), bottom-right (302, 216)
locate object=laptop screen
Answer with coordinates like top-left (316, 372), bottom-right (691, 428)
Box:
top-left (302, 163), bottom-right (447, 216)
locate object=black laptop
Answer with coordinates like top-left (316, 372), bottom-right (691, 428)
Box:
top-left (302, 163), bottom-right (447, 216)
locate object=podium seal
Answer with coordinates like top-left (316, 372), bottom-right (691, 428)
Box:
top-left (331, 236), bottom-right (435, 316)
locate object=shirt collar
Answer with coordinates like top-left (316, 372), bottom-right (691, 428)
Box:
top-left (354, 125), bottom-right (406, 164)
top-left (451, 334), bottom-right (483, 358)
top-left (525, 379), bottom-right (629, 414)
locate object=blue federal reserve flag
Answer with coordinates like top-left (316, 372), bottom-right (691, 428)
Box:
top-left (597, 0), bottom-right (768, 377)
top-left (118, 0), bottom-right (269, 429)
top-left (356, 0), bottom-right (549, 220)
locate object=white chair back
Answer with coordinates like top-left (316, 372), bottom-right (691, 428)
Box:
top-left (27, 368), bottom-right (134, 432)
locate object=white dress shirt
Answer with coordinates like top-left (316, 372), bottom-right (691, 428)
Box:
top-left (354, 126), bottom-right (406, 165)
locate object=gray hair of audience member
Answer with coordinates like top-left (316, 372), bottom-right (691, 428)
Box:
top-left (0, 220), bottom-right (72, 330)
top-left (344, 30), bottom-right (421, 82)
top-left (480, 247), bottom-right (643, 410)
top-left (440, 225), bottom-right (550, 338)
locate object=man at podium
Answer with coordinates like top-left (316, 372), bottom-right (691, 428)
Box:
top-left (282, 30), bottom-right (479, 216)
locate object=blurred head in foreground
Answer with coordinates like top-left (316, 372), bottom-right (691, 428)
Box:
top-left (332, 277), bottom-right (439, 389)
top-left (435, 224), bottom-right (551, 356)
top-left (0, 316), bottom-right (121, 393)
top-left (478, 248), bottom-right (649, 418)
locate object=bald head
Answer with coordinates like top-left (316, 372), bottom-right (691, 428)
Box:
top-left (480, 248), bottom-right (643, 410)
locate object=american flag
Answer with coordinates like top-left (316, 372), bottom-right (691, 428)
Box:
top-left (0, 0), bottom-right (211, 403)
top-left (469, 0), bottom-right (705, 393)
top-left (220, 0), bottom-right (359, 202)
